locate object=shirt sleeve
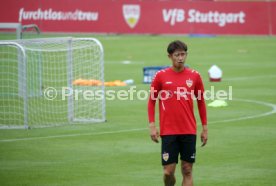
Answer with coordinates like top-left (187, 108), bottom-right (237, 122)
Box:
top-left (195, 74), bottom-right (207, 125)
top-left (147, 72), bottom-right (161, 123)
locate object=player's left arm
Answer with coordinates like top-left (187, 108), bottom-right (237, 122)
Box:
top-left (195, 73), bottom-right (208, 147)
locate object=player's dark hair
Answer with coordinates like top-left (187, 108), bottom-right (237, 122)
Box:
top-left (167, 40), bottom-right (188, 54)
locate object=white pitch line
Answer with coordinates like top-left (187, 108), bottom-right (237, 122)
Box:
top-left (0, 128), bottom-right (146, 143)
top-left (0, 99), bottom-right (275, 143)
top-left (224, 74), bottom-right (276, 81)
top-left (105, 60), bottom-right (145, 64)
top-left (210, 99), bottom-right (276, 124)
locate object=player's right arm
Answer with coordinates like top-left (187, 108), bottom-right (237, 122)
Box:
top-left (147, 72), bottom-right (161, 143)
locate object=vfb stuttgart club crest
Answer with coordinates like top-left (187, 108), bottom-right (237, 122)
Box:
top-left (163, 152), bottom-right (169, 162)
top-left (122, 5), bottom-right (140, 29)
top-left (186, 79), bottom-right (193, 88)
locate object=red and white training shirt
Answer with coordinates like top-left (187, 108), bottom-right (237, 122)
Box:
top-left (148, 67), bottom-right (207, 136)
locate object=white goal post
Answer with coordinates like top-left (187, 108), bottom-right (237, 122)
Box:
top-left (0, 37), bottom-right (106, 129)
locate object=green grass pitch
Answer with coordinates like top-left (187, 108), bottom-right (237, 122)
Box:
top-left (0, 33), bottom-right (276, 185)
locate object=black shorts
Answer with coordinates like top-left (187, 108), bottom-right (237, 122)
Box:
top-left (161, 134), bottom-right (196, 165)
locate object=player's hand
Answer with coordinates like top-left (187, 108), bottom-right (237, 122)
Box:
top-left (201, 128), bottom-right (208, 147)
top-left (149, 123), bottom-right (159, 143)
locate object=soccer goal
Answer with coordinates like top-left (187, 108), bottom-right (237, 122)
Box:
top-left (0, 37), bottom-right (105, 129)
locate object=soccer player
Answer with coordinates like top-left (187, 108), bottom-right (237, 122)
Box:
top-left (147, 40), bottom-right (208, 186)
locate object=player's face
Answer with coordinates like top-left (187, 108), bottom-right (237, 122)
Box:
top-left (169, 50), bottom-right (187, 70)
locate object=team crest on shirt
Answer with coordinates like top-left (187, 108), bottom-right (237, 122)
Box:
top-left (163, 152), bottom-right (169, 162)
top-left (186, 79), bottom-right (193, 88)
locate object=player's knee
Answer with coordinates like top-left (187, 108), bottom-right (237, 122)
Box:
top-left (182, 163), bottom-right (193, 176)
top-left (164, 169), bottom-right (174, 177)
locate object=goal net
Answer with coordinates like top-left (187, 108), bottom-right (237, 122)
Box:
top-left (0, 37), bottom-right (105, 129)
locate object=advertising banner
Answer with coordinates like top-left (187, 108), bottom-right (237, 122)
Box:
top-left (0, 0), bottom-right (275, 35)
